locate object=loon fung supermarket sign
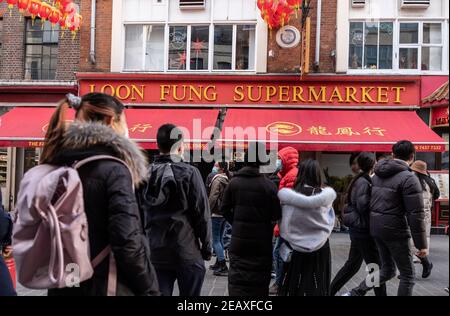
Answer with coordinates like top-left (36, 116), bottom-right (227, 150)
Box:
top-left (78, 74), bottom-right (420, 108)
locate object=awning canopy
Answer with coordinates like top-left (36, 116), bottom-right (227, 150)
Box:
top-left (218, 109), bottom-right (447, 152)
top-left (0, 107), bottom-right (219, 149)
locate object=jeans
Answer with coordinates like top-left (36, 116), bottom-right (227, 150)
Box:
top-left (212, 217), bottom-right (226, 262)
top-left (374, 237), bottom-right (415, 296)
top-left (223, 222), bottom-right (232, 250)
top-left (0, 255), bottom-right (16, 296)
top-left (273, 237), bottom-right (285, 286)
top-left (155, 261), bottom-right (206, 296)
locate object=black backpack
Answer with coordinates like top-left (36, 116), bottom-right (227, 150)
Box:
top-left (0, 206), bottom-right (13, 247)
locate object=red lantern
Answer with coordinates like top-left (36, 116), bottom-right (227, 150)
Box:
top-left (6, 0), bottom-right (18, 15)
top-left (17, 0), bottom-right (31, 14)
top-left (38, 1), bottom-right (53, 23)
top-left (29, 0), bottom-right (42, 20)
top-left (48, 7), bottom-right (62, 26)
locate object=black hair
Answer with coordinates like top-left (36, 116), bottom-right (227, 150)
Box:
top-left (218, 161), bottom-right (231, 179)
top-left (244, 142), bottom-right (269, 167)
top-left (349, 152), bottom-right (361, 167)
top-left (392, 140), bottom-right (415, 161)
top-left (376, 152), bottom-right (391, 162)
top-left (346, 152), bottom-right (375, 201)
top-left (157, 124), bottom-right (184, 154)
top-left (294, 159), bottom-right (323, 192)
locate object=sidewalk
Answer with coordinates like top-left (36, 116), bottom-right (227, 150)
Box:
top-left (16, 233), bottom-right (449, 296)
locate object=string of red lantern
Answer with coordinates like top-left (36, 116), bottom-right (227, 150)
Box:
top-left (257, 0), bottom-right (302, 30)
top-left (0, 0), bottom-right (82, 37)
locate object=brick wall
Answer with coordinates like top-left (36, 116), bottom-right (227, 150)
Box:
top-left (266, 0), bottom-right (337, 74)
top-left (79, 0), bottom-right (112, 72)
top-left (0, 1), bottom-right (80, 81)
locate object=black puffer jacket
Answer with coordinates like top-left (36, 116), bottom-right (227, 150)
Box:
top-left (48, 122), bottom-right (159, 296)
top-left (344, 174), bottom-right (372, 238)
top-left (140, 155), bottom-right (212, 269)
top-left (221, 166), bottom-right (282, 296)
top-left (370, 159), bottom-right (427, 250)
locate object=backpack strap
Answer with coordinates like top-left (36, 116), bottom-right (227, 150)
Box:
top-left (91, 246), bottom-right (117, 296)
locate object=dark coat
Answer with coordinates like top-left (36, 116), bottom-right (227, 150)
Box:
top-left (209, 174), bottom-right (230, 216)
top-left (345, 174), bottom-right (372, 238)
top-left (221, 166), bottom-right (282, 296)
top-left (370, 159), bottom-right (427, 250)
top-left (48, 122), bottom-right (159, 296)
top-left (139, 154), bottom-right (212, 269)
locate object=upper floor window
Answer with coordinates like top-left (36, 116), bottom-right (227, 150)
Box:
top-left (124, 24), bottom-right (256, 72)
top-left (25, 19), bottom-right (59, 80)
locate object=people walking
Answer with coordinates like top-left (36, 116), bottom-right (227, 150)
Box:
top-left (221, 142), bottom-right (282, 296)
top-left (370, 140), bottom-right (427, 296)
top-left (0, 195), bottom-right (16, 297)
top-left (410, 160), bottom-right (440, 279)
top-left (278, 159), bottom-right (336, 296)
top-left (141, 124), bottom-right (212, 296)
top-left (208, 162), bottom-right (231, 276)
top-left (331, 152), bottom-right (387, 296)
top-left (38, 93), bottom-right (159, 296)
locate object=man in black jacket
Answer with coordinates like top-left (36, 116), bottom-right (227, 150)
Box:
top-left (142, 124), bottom-right (212, 296)
top-left (370, 140), bottom-right (427, 296)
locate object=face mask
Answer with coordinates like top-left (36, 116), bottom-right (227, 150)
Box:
top-left (276, 159), bottom-right (283, 172)
top-left (212, 167), bottom-right (219, 174)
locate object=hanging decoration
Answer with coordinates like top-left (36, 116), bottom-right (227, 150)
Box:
top-left (257, 0), bottom-right (302, 30)
top-left (2, 0), bottom-right (82, 36)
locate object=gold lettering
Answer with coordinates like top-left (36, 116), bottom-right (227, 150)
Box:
top-left (392, 87), bottom-right (406, 104)
top-left (361, 87), bottom-right (375, 103)
top-left (234, 86), bottom-right (245, 102)
top-left (266, 86), bottom-right (277, 102)
top-left (293, 86), bottom-right (305, 102)
top-left (329, 87), bottom-right (344, 103)
top-left (279, 86), bottom-right (290, 102)
top-left (248, 86), bottom-right (263, 102)
top-left (116, 85), bottom-right (131, 100)
top-left (100, 84), bottom-right (115, 96)
top-left (204, 86), bottom-right (217, 101)
top-left (189, 85), bottom-right (202, 101)
top-left (345, 87), bottom-right (358, 103)
top-left (160, 85), bottom-right (171, 101)
top-left (377, 87), bottom-right (389, 103)
top-left (131, 85), bottom-right (145, 101)
top-left (173, 85), bottom-right (187, 101)
top-left (308, 86), bottom-right (327, 103)
top-left (89, 84), bottom-right (96, 93)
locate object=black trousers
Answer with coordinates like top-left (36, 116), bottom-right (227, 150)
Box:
top-left (330, 236), bottom-right (386, 296)
top-left (155, 261), bottom-right (206, 296)
top-left (0, 255), bottom-right (16, 296)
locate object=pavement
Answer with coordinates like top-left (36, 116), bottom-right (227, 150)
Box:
top-left (16, 233), bottom-right (449, 296)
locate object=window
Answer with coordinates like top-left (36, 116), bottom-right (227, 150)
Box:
top-left (25, 19), bottom-right (59, 80)
top-left (349, 22), bottom-right (393, 70)
top-left (124, 23), bottom-right (256, 72)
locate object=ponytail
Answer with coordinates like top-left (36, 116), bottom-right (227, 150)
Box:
top-left (40, 98), bottom-right (70, 164)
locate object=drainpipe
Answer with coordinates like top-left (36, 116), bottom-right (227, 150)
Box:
top-left (89, 0), bottom-right (96, 64)
top-left (314, 0), bottom-right (322, 70)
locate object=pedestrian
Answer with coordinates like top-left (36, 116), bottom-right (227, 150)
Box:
top-left (410, 160), bottom-right (440, 278)
top-left (278, 159), bottom-right (336, 296)
top-left (370, 140), bottom-right (427, 296)
top-left (39, 93), bottom-right (159, 296)
top-left (270, 147), bottom-right (299, 295)
top-left (0, 195), bottom-right (16, 296)
top-left (221, 142), bottom-right (282, 296)
top-left (331, 152), bottom-right (387, 296)
top-left (205, 162), bottom-right (219, 195)
top-left (209, 162), bottom-right (231, 276)
top-left (140, 124), bottom-right (212, 296)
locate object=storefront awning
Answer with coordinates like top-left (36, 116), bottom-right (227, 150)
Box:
top-left (0, 107), bottom-right (219, 149)
top-left (218, 109), bottom-right (447, 152)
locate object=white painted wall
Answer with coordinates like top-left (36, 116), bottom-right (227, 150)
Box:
top-left (111, 0), bottom-right (266, 72)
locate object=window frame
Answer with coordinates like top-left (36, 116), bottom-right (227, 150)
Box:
top-left (122, 21), bottom-right (257, 73)
top-left (348, 19), bottom-right (448, 75)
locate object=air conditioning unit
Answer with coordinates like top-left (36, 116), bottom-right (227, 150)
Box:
top-left (400, 0), bottom-right (430, 8)
top-left (179, 0), bottom-right (205, 10)
top-left (351, 0), bottom-right (366, 7)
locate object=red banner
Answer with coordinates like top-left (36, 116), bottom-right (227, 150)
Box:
top-left (431, 106), bottom-right (449, 128)
top-left (77, 74), bottom-right (420, 108)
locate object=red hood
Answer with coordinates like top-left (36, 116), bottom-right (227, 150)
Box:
top-left (278, 147), bottom-right (299, 177)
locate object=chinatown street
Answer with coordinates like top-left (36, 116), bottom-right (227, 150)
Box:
top-left (16, 233), bottom-right (449, 297)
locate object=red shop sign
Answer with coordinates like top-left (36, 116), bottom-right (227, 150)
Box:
top-left (431, 106), bottom-right (449, 128)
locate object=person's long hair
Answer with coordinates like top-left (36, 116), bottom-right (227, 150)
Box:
top-left (346, 152), bottom-right (375, 203)
top-left (294, 159), bottom-right (323, 195)
top-left (40, 93), bottom-right (125, 164)
top-left (218, 161), bottom-right (231, 179)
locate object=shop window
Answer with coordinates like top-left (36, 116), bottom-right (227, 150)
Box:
top-left (349, 21), bottom-right (393, 70)
top-left (124, 23), bottom-right (256, 72)
top-left (24, 19), bottom-right (59, 80)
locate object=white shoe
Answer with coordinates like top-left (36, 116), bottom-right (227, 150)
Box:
top-left (341, 291), bottom-right (353, 296)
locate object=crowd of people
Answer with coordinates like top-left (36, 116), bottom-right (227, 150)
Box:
top-left (0, 92), bottom-right (448, 296)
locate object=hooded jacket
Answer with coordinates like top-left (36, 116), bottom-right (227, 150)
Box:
top-left (139, 154), bottom-right (212, 269)
top-left (278, 147), bottom-right (299, 190)
top-left (370, 159), bottom-right (427, 250)
top-left (278, 187), bottom-right (336, 253)
top-left (209, 174), bottom-right (230, 216)
top-left (48, 122), bottom-right (159, 296)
